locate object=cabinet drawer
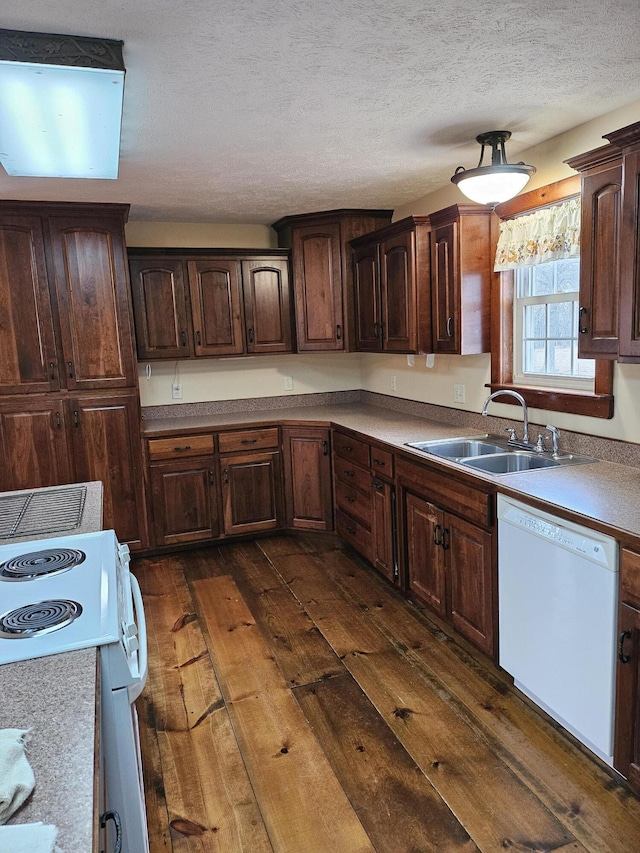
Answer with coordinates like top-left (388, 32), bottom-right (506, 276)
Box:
top-left (336, 508), bottom-right (372, 560)
top-left (335, 479), bottom-right (372, 529)
top-left (333, 457), bottom-right (370, 493)
top-left (148, 434), bottom-right (214, 461)
top-left (218, 427), bottom-right (279, 453)
top-left (370, 446), bottom-right (394, 479)
top-left (621, 548), bottom-right (640, 607)
top-left (333, 432), bottom-right (370, 467)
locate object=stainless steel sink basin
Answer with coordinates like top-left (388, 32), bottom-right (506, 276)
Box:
top-left (461, 452), bottom-right (560, 474)
top-left (407, 437), bottom-right (505, 458)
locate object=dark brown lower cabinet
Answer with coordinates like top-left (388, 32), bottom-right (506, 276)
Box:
top-left (282, 427), bottom-right (333, 531)
top-left (220, 450), bottom-right (283, 536)
top-left (150, 459), bottom-right (218, 546)
top-left (371, 477), bottom-right (396, 583)
top-left (398, 457), bottom-right (495, 657)
top-left (614, 546), bottom-right (640, 795)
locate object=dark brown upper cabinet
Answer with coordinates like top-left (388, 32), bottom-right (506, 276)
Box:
top-left (128, 249), bottom-right (293, 359)
top-left (271, 209), bottom-right (393, 352)
top-left (429, 204), bottom-right (493, 355)
top-left (566, 145), bottom-right (622, 359)
top-left (351, 216), bottom-right (431, 353)
top-left (0, 203), bottom-right (136, 393)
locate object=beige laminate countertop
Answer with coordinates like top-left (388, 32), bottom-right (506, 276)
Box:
top-left (0, 480), bottom-right (103, 544)
top-left (143, 402), bottom-right (640, 540)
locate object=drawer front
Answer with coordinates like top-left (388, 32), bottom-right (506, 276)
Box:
top-left (370, 446), bottom-right (394, 480)
top-left (148, 434), bottom-right (214, 461)
top-left (621, 548), bottom-right (640, 607)
top-left (336, 508), bottom-right (372, 560)
top-left (333, 457), bottom-right (370, 493)
top-left (335, 479), bottom-right (372, 529)
top-left (218, 427), bottom-right (279, 453)
top-left (333, 431), bottom-right (370, 468)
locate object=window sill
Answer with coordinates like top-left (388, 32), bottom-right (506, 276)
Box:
top-left (486, 382), bottom-right (614, 419)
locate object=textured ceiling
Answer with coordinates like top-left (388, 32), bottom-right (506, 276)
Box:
top-left (1, 1), bottom-right (640, 223)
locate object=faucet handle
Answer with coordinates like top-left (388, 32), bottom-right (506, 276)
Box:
top-left (505, 427), bottom-right (517, 441)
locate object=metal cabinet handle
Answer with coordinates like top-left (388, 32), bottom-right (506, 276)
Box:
top-left (441, 527), bottom-right (450, 550)
top-left (49, 361), bottom-right (56, 380)
top-left (174, 445), bottom-right (191, 452)
top-left (180, 330), bottom-right (187, 347)
top-left (100, 809), bottom-right (122, 853)
top-left (241, 438), bottom-right (257, 444)
top-left (336, 324), bottom-right (342, 340)
top-left (196, 330), bottom-right (202, 346)
top-left (373, 458), bottom-right (385, 466)
top-left (446, 317), bottom-right (454, 338)
top-left (433, 524), bottom-right (442, 546)
top-left (344, 444), bottom-right (353, 452)
top-left (223, 467), bottom-right (229, 484)
top-left (67, 361), bottom-right (74, 378)
top-left (208, 469), bottom-right (214, 486)
top-left (373, 322), bottom-right (380, 339)
top-left (343, 469), bottom-right (355, 478)
top-left (322, 440), bottom-right (329, 456)
top-left (619, 629), bottom-right (632, 663)
top-left (579, 306), bottom-right (588, 334)
top-left (55, 411), bottom-right (61, 429)
top-left (345, 495), bottom-right (356, 503)
top-left (346, 525), bottom-right (356, 535)
top-left (372, 480), bottom-right (384, 491)
top-left (248, 327), bottom-right (254, 343)
top-left (73, 410), bottom-right (80, 427)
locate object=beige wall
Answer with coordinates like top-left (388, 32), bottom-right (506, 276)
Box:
top-left (132, 99), bottom-right (640, 443)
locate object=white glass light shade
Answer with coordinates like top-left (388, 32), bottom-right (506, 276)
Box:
top-left (0, 60), bottom-right (124, 179)
top-left (453, 167), bottom-right (533, 206)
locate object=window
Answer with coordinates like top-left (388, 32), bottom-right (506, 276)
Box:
top-left (489, 176), bottom-right (614, 419)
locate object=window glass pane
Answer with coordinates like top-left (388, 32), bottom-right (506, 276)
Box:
top-left (548, 301), bottom-right (573, 339)
top-left (523, 303), bottom-right (546, 339)
top-left (531, 263), bottom-right (553, 295)
top-left (574, 343), bottom-right (596, 378)
top-left (547, 340), bottom-right (572, 375)
top-left (556, 258), bottom-right (580, 293)
top-left (523, 339), bottom-right (546, 373)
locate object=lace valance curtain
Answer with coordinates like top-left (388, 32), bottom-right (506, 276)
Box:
top-left (494, 197), bottom-right (581, 271)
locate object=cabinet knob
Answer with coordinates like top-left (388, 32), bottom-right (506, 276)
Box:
top-left (446, 317), bottom-right (454, 339)
top-left (579, 306), bottom-right (588, 334)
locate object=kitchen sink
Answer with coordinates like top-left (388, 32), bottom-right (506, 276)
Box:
top-left (405, 434), bottom-right (596, 475)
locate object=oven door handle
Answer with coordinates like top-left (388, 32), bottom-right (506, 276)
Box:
top-left (128, 573), bottom-right (148, 703)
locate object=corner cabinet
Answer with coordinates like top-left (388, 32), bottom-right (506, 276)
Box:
top-left (351, 217), bottom-right (431, 353)
top-left (566, 145), bottom-right (622, 359)
top-left (128, 249), bottom-right (293, 359)
top-left (271, 209), bottom-right (393, 351)
top-left (429, 204), bottom-right (493, 355)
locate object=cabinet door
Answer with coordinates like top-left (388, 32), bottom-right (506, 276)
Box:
top-left (241, 258), bottom-right (293, 353)
top-left (220, 450), bottom-right (283, 535)
top-left (129, 258), bottom-right (192, 359)
top-left (614, 601), bottom-right (640, 792)
top-left (431, 222), bottom-right (458, 354)
top-left (283, 427), bottom-right (333, 531)
top-left (372, 479), bottom-right (396, 583)
top-left (0, 397), bottom-right (72, 491)
top-left (0, 216), bottom-right (60, 394)
top-left (405, 492), bottom-right (446, 616)
top-left (150, 459), bottom-right (218, 546)
top-left (618, 149), bottom-right (640, 360)
top-left (353, 242), bottom-right (381, 351)
top-left (48, 215), bottom-right (137, 389)
top-left (68, 394), bottom-right (146, 548)
top-left (579, 162), bottom-right (622, 358)
top-left (380, 230), bottom-right (416, 352)
top-left (292, 223), bottom-right (344, 351)
top-left (188, 258), bottom-right (245, 356)
top-left (447, 514), bottom-right (494, 655)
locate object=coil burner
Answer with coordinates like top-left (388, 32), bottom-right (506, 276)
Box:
top-left (0, 600), bottom-right (83, 638)
top-left (0, 547), bottom-right (85, 581)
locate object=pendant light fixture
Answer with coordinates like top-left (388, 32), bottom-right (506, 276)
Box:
top-left (450, 131), bottom-right (536, 207)
top-left (0, 28), bottom-right (125, 180)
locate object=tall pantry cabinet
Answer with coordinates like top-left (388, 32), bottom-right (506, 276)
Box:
top-left (0, 203), bottom-right (147, 548)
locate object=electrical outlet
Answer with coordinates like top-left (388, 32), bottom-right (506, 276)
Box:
top-left (453, 383), bottom-right (465, 403)
top-left (391, 375), bottom-right (397, 391)
top-left (283, 376), bottom-right (293, 391)
top-left (172, 382), bottom-right (183, 399)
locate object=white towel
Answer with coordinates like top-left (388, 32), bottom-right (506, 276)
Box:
top-left (0, 821), bottom-right (60, 853)
top-left (0, 730), bottom-right (35, 824)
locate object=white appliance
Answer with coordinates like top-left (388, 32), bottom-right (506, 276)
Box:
top-left (0, 530), bottom-right (149, 853)
top-left (498, 494), bottom-right (619, 766)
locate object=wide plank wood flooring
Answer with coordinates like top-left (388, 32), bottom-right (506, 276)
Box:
top-left (133, 534), bottom-right (640, 852)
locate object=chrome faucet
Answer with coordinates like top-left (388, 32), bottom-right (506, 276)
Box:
top-left (481, 390), bottom-right (530, 446)
top-left (546, 424), bottom-right (561, 456)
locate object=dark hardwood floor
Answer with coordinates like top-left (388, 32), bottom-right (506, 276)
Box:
top-left (133, 534), bottom-right (640, 852)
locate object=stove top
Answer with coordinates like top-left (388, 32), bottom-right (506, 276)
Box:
top-left (0, 530), bottom-right (120, 666)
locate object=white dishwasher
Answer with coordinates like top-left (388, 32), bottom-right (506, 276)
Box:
top-left (497, 494), bottom-right (619, 766)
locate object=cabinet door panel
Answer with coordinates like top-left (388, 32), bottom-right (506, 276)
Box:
top-left (188, 259), bottom-right (244, 356)
top-left (372, 479), bottom-right (395, 583)
top-left (68, 394), bottom-right (146, 548)
top-left (49, 217), bottom-right (136, 389)
top-left (353, 243), bottom-right (381, 351)
top-left (293, 225), bottom-right (344, 351)
top-left (617, 149), bottom-right (640, 359)
top-left (405, 492), bottom-right (446, 616)
top-left (241, 259), bottom-right (292, 353)
top-left (220, 451), bottom-right (283, 535)
top-left (380, 232), bottom-right (416, 352)
top-left (0, 398), bottom-right (72, 491)
top-left (283, 428), bottom-right (333, 531)
top-left (613, 601), bottom-right (640, 791)
top-left (150, 460), bottom-right (218, 546)
top-left (431, 223), bottom-right (458, 353)
top-left (0, 216), bottom-right (60, 394)
top-left (448, 514), bottom-right (494, 655)
top-left (129, 258), bottom-right (192, 359)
